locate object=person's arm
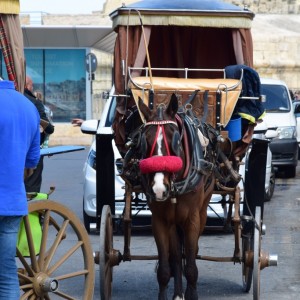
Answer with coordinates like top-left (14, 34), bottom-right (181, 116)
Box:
top-left (71, 118), bottom-right (84, 127)
top-left (25, 111), bottom-right (41, 169)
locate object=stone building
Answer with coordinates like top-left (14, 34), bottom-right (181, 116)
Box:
top-left (19, 0), bottom-right (300, 145)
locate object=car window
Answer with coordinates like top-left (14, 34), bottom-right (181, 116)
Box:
top-left (105, 96), bottom-right (117, 127)
top-left (261, 84), bottom-right (291, 112)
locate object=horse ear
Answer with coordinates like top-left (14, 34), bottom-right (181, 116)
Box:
top-left (167, 93), bottom-right (178, 118)
top-left (138, 97), bottom-right (151, 121)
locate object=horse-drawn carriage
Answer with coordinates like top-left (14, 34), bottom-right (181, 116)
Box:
top-left (2, 0), bottom-right (277, 299)
top-left (94, 1), bottom-right (278, 299)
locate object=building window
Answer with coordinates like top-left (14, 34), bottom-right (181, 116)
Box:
top-left (1, 49), bottom-right (86, 122)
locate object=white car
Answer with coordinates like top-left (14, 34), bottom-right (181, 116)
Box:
top-left (260, 78), bottom-right (299, 177)
top-left (81, 91), bottom-right (274, 232)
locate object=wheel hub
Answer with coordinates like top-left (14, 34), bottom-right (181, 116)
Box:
top-left (33, 273), bottom-right (59, 296)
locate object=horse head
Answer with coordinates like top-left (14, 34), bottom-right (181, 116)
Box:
top-left (138, 94), bottom-right (184, 202)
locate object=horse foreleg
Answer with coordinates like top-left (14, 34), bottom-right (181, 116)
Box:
top-left (184, 248), bottom-right (198, 300)
top-left (152, 218), bottom-right (171, 300)
top-left (200, 176), bottom-right (215, 234)
top-left (169, 226), bottom-right (184, 300)
top-left (183, 219), bottom-right (200, 300)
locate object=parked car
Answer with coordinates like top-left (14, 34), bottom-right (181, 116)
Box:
top-left (260, 78), bottom-right (299, 177)
top-left (81, 88), bottom-right (274, 232)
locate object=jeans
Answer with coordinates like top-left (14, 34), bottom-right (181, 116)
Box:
top-left (0, 216), bottom-right (22, 300)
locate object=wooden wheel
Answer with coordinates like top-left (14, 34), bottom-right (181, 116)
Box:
top-left (17, 200), bottom-right (95, 300)
top-left (99, 205), bottom-right (114, 300)
top-left (253, 206), bottom-right (262, 300)
top-left (242, 232), bottom-right (253, 292)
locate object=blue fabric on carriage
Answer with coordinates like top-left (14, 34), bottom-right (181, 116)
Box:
top-left (225, 64), bottom-right (265, 124)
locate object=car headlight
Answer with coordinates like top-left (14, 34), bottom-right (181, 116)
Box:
top-left (276, 126), bottom-right (296, 139)
top-left (87, 149), bottom-right (96, 170)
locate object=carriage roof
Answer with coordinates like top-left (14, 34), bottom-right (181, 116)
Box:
top-left (110, 0), bottom-right (254, 29)
top-left (110, 0), bottom-right (255, 98)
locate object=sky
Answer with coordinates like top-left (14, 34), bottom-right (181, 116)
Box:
top-left (20, 0), bottom-right (105, 15)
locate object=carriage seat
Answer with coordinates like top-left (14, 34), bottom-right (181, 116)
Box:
top-left (129, 76), bottom-right (242, 128)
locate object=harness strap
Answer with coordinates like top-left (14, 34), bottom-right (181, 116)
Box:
top-left (174, 113), bottom-right (204, 194)
top-left (202, 90), bottom-right (209, 123)
top-left (149, 125), bottom-right (161, 157)
top-left (162, 126), bottom-right (171, 156)
top-left (216, 91), bottom-right (221, 129)
top-left (148, 123), bottom-right (173, 157)
top-left (185, 89), bottom-right (200, 105)
top-left (175, 114), bottom-right (190, 178)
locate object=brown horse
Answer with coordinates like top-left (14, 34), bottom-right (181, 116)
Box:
top-left (138, 94), bottom-right (216, 300)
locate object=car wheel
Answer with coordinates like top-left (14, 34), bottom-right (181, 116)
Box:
top-left (265, 165), bottom-right (275, 201)
top-left (83, 199), bottom-right (96, 233)
top-left (283, 166), bottom-right (296, 178)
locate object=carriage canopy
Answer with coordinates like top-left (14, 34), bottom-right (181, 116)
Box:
top-left (110, 0), bottom-right (255, 95)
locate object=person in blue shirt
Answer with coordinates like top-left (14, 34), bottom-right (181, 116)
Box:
top-left (0, 80), bottom-right (40, 300)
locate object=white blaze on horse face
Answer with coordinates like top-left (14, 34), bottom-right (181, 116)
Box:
top-left (152, 127), bottom-right (167, 201)
top-left (174, 295), bottom-right (184, 300)
top-left (153, 172), bottom-right (166, 201)
top-left (156, 127), bottom-right (163, 156)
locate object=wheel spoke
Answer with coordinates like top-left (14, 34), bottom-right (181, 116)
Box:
top-left (253, 206), bottom-right (261, 300)
top-left (17, 200), bottom-right (95, 300)
top-left (23, 215), bottom-right (40, 272)
top-left (100, 205), bottom-right (114, 300)
top-left (55, 269), bottom-right (89, 280)
top-left (43, 219), bottom-right (69, 270)
top-left (48, 241), bottom-right (83, 275)
top-left (53, 290), bottom-right (77, 300)
top-left (38, 209), bottom-right (51, 270)
top-left (16, 248), bottom-right (35, 277)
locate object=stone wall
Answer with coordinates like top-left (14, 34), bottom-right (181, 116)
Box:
top-left (227, 0), bottom-right (300, 14)
top-left (252, 14), bottom-right (300, 90)
top-left (103, 0), bottom-right (300, 14)
top-left (19, 0), bottom-right (300, 145)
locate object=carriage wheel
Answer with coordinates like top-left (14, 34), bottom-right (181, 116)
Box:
top-left (99, 205), bottom-right (114, 300)
top-left (242, 233), bottom-right (253, 292)
top-left (17, 200), bottom-right (95, 300)
top-left (253, 206), bottom-right (262, 300)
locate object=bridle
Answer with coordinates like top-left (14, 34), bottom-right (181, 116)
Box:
top-left (139, 118), bottom-right (183, 202)
top-left (144, 120), bottom-right (178, 157)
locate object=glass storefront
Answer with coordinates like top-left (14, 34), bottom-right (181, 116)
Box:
top-left (1, 49), bottom-right (86, 122)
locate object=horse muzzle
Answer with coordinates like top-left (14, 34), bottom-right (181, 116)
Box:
top-left (151, 172), bottom-right (171, 202)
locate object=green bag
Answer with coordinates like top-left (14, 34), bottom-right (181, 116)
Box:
top-left (17, 193), bottom-right (48, 256)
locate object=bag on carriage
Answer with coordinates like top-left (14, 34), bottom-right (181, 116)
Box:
top-left (17, 193), bottom-right (48, 256)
